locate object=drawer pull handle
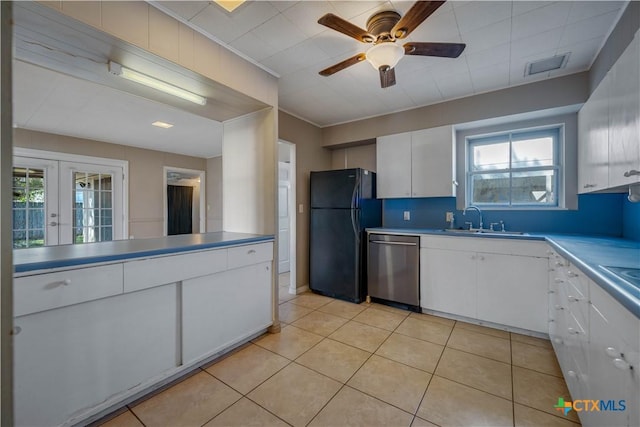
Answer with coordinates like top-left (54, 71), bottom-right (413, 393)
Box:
top-left (568, 327), bottom-right (581, 335)
top-left (44, 279), bottom-right (71, 289)
top-left (548, 290), bottom-right (555, 294)
top-left (567, 370), bottom-right (577, 378)
top-left (613, 358), bottom-right (630, 370)
top-left (554, 278), bottom-right (563, 283)
top-left (567, 295), bottom-right (581, 302)
top-left (10, 326), bottom-right (21, 335)
top-left (247, 249), bottom-right (256, 255)
top-left (623, 170), bottom-right (639, 177)
top-left (605, 347), bottom-right (620, 358)
top-left (568, 271), bottom-right (578, 278)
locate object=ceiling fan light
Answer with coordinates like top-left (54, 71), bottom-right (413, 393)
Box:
top-left (366, 43), bottom-right (404, 70)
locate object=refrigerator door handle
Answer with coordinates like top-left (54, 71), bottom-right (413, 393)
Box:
top-left (350, 174), bottom-right (360, 237)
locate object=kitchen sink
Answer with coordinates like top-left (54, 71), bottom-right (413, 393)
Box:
top-left (442, 229), bottom-right (528, 236)
top-left (601, 266), bottom-right (640, 288)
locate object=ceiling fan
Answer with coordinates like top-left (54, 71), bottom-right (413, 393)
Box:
top-left (318, 1), bottom-right (466, 88)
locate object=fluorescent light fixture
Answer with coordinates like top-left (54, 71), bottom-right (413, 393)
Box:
top-left (366, 43), bottom-right (404, 70)
top-left (152, 121), bottom-right (174, 129)
top-left (214, 1), bottom-right (245, 12)
top-left (109, 61), bottom-right (206, 105)
top-left (525, 53), bottom-right (570, 76)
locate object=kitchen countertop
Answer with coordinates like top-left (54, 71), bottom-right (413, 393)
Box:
top-left (367, 227), bottom-right (640, 318)
top-left (14, 232), bottom-right (274, 274)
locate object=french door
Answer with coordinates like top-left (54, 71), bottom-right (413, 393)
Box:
top-left (13, 156), bottom-right (124, 248)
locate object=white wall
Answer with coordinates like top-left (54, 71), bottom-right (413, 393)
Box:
top-left (223, 108), bottom-right (276, 235)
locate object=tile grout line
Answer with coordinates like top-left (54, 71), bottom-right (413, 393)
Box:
top-left (511, 333), bottom-right (516, 427)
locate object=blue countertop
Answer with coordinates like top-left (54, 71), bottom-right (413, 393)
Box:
top-left (367, 227), bottom-right (640, 318)
top-left (14, 232), bottom-right (274, 274)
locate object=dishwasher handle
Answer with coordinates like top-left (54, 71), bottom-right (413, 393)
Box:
top-left (369, 240), bottom-right (417, 246)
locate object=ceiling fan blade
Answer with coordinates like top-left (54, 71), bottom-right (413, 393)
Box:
top-left (392, 1), bottom-right (446, 39)
top-left (404, 42), bottom-right (466, 58)
top-left (379, 66), bottom-right (396, 88)
top-left (319, 54), bottom-right (367, 76)
top-left (318, 13), bottom-right (374, 43)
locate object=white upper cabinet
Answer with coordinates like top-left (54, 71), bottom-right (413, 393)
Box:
top-left (578, 73), bottom-right (610, 193)
top-left (376, 126), bottom-right (455, 198)
top-left (411, 126), bottom-right (456, 197)
top-left (579, 30), bottom-right (640, 192)
top-left (609, 33), bottom-right (640, 188)
top-left (376, 132), bottom-right (412, 198)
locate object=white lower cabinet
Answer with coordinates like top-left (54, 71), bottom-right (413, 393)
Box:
top-left (420, 236), bottom-right (548, 332)
top-left (13, 241), bottom-right (274, 427)
top-left (14, 284), bottom-right (179, 427)
top-left (548, 249), bottom-right (639, 427)
top-left (476, 253), bottom-right (548, 332)
top-left (182, 261), bottom-right (272, 363)
top-left (420, 248), bottom-right (476, 318)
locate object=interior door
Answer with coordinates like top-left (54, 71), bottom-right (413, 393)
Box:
top-left (278, 162), bottom-right (290, 274)
top-left (12, 157), bottom-right (59, 248)
top-left (58, 161), bottom-right (124, 245)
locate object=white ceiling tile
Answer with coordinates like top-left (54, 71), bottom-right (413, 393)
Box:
top-left (331, 1), bottom-right (387, 20)
top-left (469, 62), bottom-right (510, 93)
top-left (283, 1), bottom-right (337, 38)
top-left (511, 1), bottom-right (572, 41)
top-left (312, 29), bottom-right (365, 57)
top-left (252, 14), bottom-right (309, 52)
top-left (559, 37), bottom-right (604, 71)
top-left (270, 1), bottom-right (299, 13)
top-left (454, 1), bottom-right (512, 34)
top-left (408, 10), bottom-right (461, 42)
top-left (435, 69), bottom-right (474, 99)
top-left (395, 55), bottom-right (432, 76)
top-left (512, 1), bottom-right (555, 17)
top-left (559, 10), bottom-right (619, 48)
top-left (230, 31), bottom-right (280, 61)
top-left (460, 18), bottom-right (511, 54)
top-left (156, 1), bottom-right (210, 21)
top-left (465, 43), bottom-right (510, 69)
top-left (566, 1), bottom-right (624, 24)
top-left (510, 28), bottom-right (563, 60)
top-left (192, 2), bottom-right (280, 43)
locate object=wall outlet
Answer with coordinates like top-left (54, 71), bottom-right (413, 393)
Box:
top-left (445, 212), bottom-right (454, 222)
top-left (403, 211), bottom-right (411, 221)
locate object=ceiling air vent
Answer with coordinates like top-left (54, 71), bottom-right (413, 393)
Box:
top-left (525, 53), bottom-right (570, 76)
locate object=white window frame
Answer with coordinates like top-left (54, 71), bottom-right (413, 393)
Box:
top-left (465, 125), bottom-right (565, 210)
top-left (13, 148), bottom-right (129, 240)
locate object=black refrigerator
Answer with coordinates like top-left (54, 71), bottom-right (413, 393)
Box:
top-left (309, 168), bottom-right (382, 303)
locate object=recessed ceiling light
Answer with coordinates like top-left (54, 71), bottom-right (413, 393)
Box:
top-left (525, 53), bottom-right (570, 76)
top-left (214, 1), bottom-right (245, 13)
top-left (152, 121), bottom-right (174, 129)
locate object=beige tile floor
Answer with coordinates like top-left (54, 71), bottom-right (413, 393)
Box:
top-left (99, 277), bottom-right (581, 427)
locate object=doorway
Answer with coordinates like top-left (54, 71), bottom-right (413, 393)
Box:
top-left (163, 167), bottom-right (206, 236)
top-left (278, 141), bottom-right (296, 295)
top-left (13, 148), bottom-right (127, 248)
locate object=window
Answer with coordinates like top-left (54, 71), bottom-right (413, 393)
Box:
top-left (467, 127), bottom-right (561, 208)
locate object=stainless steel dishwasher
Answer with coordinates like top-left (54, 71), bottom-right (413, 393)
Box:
top-left (367, 233), bottom-right (420, 311)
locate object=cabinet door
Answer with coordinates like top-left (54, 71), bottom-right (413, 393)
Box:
top-left (476, 253), bottom-right (548, 332)
top-left (578, 73), bottom-right (610, 192)
top-left (420, 248), bottom-right (476, 318)
top-left (14, 284), bottom-right (179, 427)
top-left (376, 132), bottom-right (412, 198)
top-left (411, 126), bottom-right (456, 197)
top-left (609, 34), bottom-right (640, 187)
top-left (589, 284), bottom-right (639, 427)
top-left (182, 262), bottom-right (272, 363)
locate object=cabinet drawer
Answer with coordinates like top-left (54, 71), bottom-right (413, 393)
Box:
top-left (14, 264), bottom-right (123, 317)
top-left (227, 242), bottom-right (273, 270)
top-left (124, 249), bottom-right (227, 293)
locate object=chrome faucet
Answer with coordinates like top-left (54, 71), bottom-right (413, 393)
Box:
top-left (463, 205), bottom-right (483, 230)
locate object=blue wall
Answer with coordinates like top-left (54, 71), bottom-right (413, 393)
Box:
top-left (383, 194), bottom-right (627, 237)
top-left (623, 197), bottom-right (640, 241)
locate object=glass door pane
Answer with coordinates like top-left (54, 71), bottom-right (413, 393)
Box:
top-left (59, 161), bottom-right (123, 245)
top-left (12, 157), bottom-right (59, 248)
top-left (72, 172), bottom-right (114, 243)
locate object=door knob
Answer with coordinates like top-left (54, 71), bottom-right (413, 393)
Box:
top-left (49, 221), bottom-right (58, 227)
